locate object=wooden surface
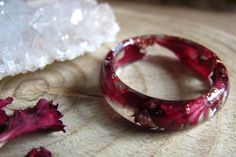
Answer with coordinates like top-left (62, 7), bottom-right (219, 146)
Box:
top-left (0, 1), bottom-right (236, 156)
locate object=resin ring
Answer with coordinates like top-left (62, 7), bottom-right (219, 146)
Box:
top-left (99, 35), bottom-right (229, 131)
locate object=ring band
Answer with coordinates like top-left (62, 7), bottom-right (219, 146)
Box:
top-left (99, 35), bottom-right (229, 131)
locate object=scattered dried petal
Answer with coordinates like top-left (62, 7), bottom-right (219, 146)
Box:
top-left (0, 98), bottom-right (65, 148)
top-left (26, 147), bottom-right (52, 157)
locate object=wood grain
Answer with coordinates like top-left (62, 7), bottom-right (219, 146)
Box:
top-left (0, 1), bottom-right (236, 157)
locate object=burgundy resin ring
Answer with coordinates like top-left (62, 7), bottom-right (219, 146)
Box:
top-left (99, 35), bottom-right (229, 131)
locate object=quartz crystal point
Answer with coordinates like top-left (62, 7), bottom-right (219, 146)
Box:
top-left (0, 0), bottom-right (119, 79)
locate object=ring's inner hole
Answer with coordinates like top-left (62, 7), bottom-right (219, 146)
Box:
top-left (115, 44), bottom-right (210, 100)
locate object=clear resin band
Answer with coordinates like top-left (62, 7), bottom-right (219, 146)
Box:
top-left (100, 35), bottom-right (229, 131)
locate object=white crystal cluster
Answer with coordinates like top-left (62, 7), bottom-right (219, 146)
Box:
top-left (0, 0), bottom-right (119, 79)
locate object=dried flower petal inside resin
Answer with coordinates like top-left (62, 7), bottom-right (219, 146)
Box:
top-left (0, 97), bottom-right (13, 130)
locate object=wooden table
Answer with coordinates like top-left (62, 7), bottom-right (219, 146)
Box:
top-left (0, 1), bottom-right (235, 156)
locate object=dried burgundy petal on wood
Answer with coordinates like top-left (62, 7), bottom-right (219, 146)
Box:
top-left (26, 147), bottom-right (52, 157)
top-left (0, 99), bottom-right (65, 147)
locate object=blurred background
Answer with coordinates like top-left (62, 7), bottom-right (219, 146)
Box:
top-left (107, 0), bottom-right (236, 11)
top-left (102, 0), bottom-right (236, 36)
